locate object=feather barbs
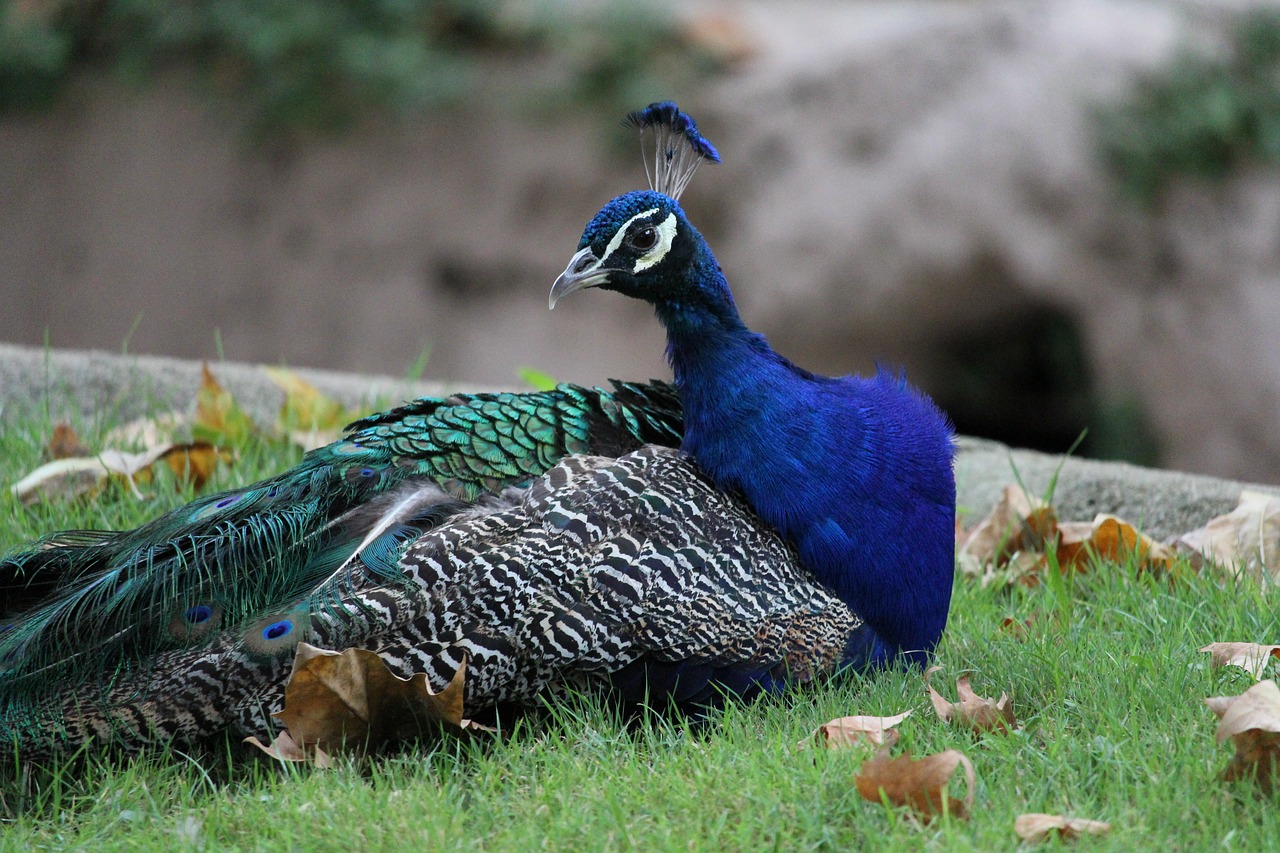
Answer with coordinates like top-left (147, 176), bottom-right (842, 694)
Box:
top-left (624, 101), bottom-right (720, 201)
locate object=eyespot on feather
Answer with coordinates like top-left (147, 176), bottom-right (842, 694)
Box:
top-left (241, 606), bottom-right (312, 656)
top-left (168, 603), bottom-right (224, 641)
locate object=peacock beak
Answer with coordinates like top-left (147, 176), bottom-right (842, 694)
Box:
top-left (549, 248), bottom-right (609, 309)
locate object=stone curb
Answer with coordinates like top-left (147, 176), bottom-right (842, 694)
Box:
top-left (1, 343), bottom-right (1274, 541)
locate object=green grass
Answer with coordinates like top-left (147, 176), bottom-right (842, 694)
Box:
top-left (0, 403), bottom-right (1276, 850)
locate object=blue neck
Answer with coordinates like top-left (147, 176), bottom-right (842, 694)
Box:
top-left (655, 257), bottom-right (954, 666)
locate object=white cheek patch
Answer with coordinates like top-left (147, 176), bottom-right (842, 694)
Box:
top-left (632, 213), bottom-right (677, 272)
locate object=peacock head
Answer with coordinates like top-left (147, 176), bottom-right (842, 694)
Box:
top-left (550, 103), bottom-right (732, 318)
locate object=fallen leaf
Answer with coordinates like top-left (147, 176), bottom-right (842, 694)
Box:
top-left (265, 367), bottom-right (350, 450)
top-left (10, 441), bottom-right (223, 504)
top-left (47, 423), bottom-right (89, 459)
top-left (272, 643), bottom-right (467, 755)
top-left (959, 487), bottom-right (1177, 586)
top-left (926, 667), bottom-right (1016, 734)
top-left (10, 457), bottom-right (112, 504)
top-left (1075, 514), bottom-right (1174, 575)
top-left (193, 363), bottom-right (257, 446)
top-left (956, 485), bottom-right (1055, 581)
top-left (1177, 490), bottom-right (1280, 586)
top-left (1049, 521), bottom-right (1095, 572)
top-left (159, 443), bottom-right (227, 491)
top-left (244, 730), bottom-right (335, 769)
top-left (1206, 679), bottom-right (1280, 794)
top-left (1014, 813), bottom-right (1111, 843)
top-left (802, 711), bottom-right (912, 750)
top-left (854, 747), bottom-right (975, 822)
top-left (1200, 643), bottom-right (1280, 680)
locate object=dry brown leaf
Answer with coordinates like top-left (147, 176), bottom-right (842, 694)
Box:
top-left (47, 423), bottom-right (89, 459)
top-left (1050, 521), bottom-right (1095, 573)
top-left (854, 747), bottom-right (975, 822)
top-left (1014, 813), bottom-right (1111, 843)
top-left (1079, 515), bottom-right (1175, 575)
top-left (959, 486), bottom-right (1176, 587)
top-left (10, 441), bottom-right (224, 504)
top-left (802, 711), bottom-right (912, 750)
top-left (265, 367), bottom-right (350, 450)
top-left (956, 485), bottom-right (1056, 581)
top-left (158, 443), bottom-right (227, 491)
top-left (1200, 643), bottom-right (1280, 680)
top-left (10, 457), bottom-right (111, 503)
top-left (1206, 679), bottom-right (1280, 794)
top-left (1177, 490), bottom-right (1280, 586)
top-left (272, 643), bottom-right (467, 755)
top-left (194, 363), bottom-right (257, 446)
top-left (243, 730), bottom-right (335, 769)
top-left (926, 667), bottom-right (1016, 734)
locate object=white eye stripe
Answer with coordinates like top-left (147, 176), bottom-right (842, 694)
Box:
top-left (632, 213), bottom-right (677, 272)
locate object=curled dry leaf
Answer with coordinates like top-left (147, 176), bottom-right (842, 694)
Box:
top-left (11, 442), bottom-right (225, 504)
top-left (958, 486), bottom-right (1175, 586)
top-left (1177, 490), bottom-right (1280, 587)
top-left (926, 667), bottom-right (1016, 734)
top-left (802, 710), bottom-right (912, 750)
top-left (271, 643), bottom-right (468, 756)
top-left (854, 747), bottom-right (975, 822)
top-left (1069, 515), bottom-right (1175, 576)
top-left (1014, 813), bottom-right (1111, 843)
top-left (244, 730), bottom-right (335, 769)
top-left (956, 485), bottom-right (1055, 581)
top-left (1200, 643), bottom-right (1280, 680)
top-left (1206, 679), bottom-right (1280, 794)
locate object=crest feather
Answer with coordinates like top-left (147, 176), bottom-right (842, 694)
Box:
top-left (623, 101), bottom-right (720, 200)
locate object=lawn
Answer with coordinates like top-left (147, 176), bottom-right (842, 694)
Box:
top-left (0, 396), bottom-right (1275, 851)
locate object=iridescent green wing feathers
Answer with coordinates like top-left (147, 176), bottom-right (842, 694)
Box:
top-left (0, 380), bottom-right (681, 698)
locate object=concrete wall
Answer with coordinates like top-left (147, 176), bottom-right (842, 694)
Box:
top-left (5, 0), bottom-right (1280, 480)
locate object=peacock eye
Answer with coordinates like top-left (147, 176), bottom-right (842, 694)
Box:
top-left (629, 226), bottom-right (659, 252)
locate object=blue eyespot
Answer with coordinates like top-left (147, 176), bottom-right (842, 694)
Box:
top-left (185, 605), bottom-right (214, 624)
top-left (215, 494), bottom-right (241, 509)
top-left (360, 467), bottom-right (375, 477)
top-left (262, 620), bottom-right (293, 641)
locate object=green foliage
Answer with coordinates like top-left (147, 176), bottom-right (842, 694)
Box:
top-left (1098, 9), bottom-right (1280, 205)
top-left (0, 0), bottom-right (697, 138)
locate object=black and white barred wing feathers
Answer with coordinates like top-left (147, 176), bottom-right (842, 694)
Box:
top-left (388, 446), bottom-right (863, 706)
top-left (4, 447), bottom-right (865, 757)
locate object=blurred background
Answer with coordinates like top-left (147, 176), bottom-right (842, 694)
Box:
top-left (3, 0), bottom-right (1280, 480)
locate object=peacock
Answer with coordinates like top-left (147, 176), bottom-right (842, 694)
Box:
top-left (0, 102), bottom-right (955, 760)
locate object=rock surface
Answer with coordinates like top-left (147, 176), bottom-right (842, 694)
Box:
top-left (1, 0), bottom-right (1277, 479)
top-left (2, 344), bottom-right (1274, 542)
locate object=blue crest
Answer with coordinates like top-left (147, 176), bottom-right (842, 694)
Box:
top-left (623, 101), bottom-right (720, 200)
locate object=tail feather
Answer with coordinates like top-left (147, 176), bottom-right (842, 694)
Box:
top-left (0, 381), bottom-right (682, 703)
top-left (1, 447), bottom-right (868, 759)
